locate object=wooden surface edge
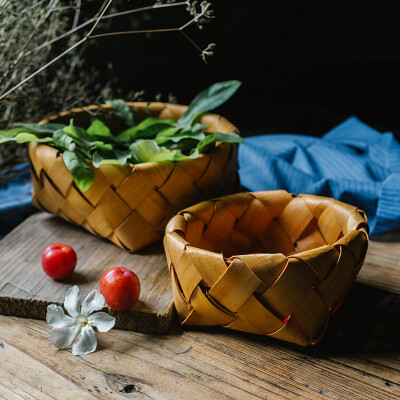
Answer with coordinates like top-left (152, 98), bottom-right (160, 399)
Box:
top-left (0, 297), bottom-right (176, 335)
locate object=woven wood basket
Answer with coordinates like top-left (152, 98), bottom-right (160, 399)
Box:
top-left (28, 103), bottom-right (240, 252)
top-left (164, 190), bottom-right (369, 346)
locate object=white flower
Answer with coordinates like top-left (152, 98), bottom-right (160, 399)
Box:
top-left (46, 285), bottom-right (115, 356)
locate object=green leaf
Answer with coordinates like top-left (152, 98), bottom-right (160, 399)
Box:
top-left (197, 132), bottom-right (243, 154)
top-left (62, 120), bottom-right (94, 155)
top-left (0, 126), bottom-right (32, 138)
top-left (190, 122), bottom-right (207, 132)
top-left (178, 80), bottom-right (242, 128)
top-left (0, 123), bottom-right (66, 140)
top-left (196, 134), bottom-right (218, 153)
top-left (155, 127), bottom-right (182, 138)
top-left (150, 148), bottom-right (199, 162)
top-left (0, 132), bottom-right (53, 144)
top-left (14, 122), bottom-right (66, 136)
top-left (155, 131), bottom-right (205, 146)
top-left (130, 140), bottom-right (161, 163)
top-left (211, 132), bottom-right (244, 143)
top-left (91, 141), bottom-right (113, 151)
top-left (106, 99), bottom-right (135, 127)
top-left (91, 149), bottom-right (131, 168)
top-left (130, 139), bottom-right (199, 163)
top-left (53, 129), bottom-right (76, 151)
top-left (119, 118), bottom-right (175, 141)
top-left (63, 150), bottom-right (95, 192)
top-left (87, 119), bottom-right (112, 138)
top-left (63, 120), bottom-right (81, 140)
top-left (196, 132), bottom-right (243, 154)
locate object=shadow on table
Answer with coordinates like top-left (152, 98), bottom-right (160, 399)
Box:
top-left (181, 283), bottom-right (400, 356)
top-left (303, 283), bottom-right (400, 357)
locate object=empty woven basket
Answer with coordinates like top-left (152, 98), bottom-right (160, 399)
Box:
top-left (28, 103), bottom-right (239, 252)
top-left (164, 190), bottom-right (369, 346)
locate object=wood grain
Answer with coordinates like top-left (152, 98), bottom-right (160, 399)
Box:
top-left (0, 212), bottom-right (174, 334)
top-left (358, 230), bottom-right (400, 294)
top-left (0, 217), bottom-right (399, 399)
top-left (0, 286), bottom-right (398, 400)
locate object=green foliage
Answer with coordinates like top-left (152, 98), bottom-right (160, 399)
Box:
top-left (106, 99), bottom-right (135, 128)
top-left (63, 151), bottom-right (95, 192)
top-left (0, 81), bottom-right (243, 192)
top-left (178, 80), bottom-right (242, 129)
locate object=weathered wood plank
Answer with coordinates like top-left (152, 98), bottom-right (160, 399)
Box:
top-left (0, 213), bottom-right (174, 334)
top-left (0, 313), bottom-right (399, 400)
top-left (358, 231), bottom-right (400, 294)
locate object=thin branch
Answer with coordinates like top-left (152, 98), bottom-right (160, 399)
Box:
top-left (0, 0), bottom-right (114, 101)
top-left (89, 3), bottom-right (210, 43)
top-left (0, 0), bottom-right (60, 95)
top-left (89, 27), bottom-right (179, 39)
top-left (86, 0), bottom-right (114, 37)
top-left (0, 0), bottom-right (213, 101)
top-left (0, 0), bottom-right (8, 11)
top-left (24, 19), bottom-right (95, 58)
top-left (180, 30), bottom-right (202, 53)
top-left (20, 0), bottom-right (47, 15)
top-left (24, 1), bottom-right (188, 58)
top-left (72, 0), bottom-right (81, 29)
top-left (101, 1), bottom-right (188, 19)
top-left (0, 38), bottom-right (86, 100)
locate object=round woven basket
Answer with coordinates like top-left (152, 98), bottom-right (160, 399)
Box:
top-left (28, 103), bottom-right (240, 252)
top-left (164, 190), bottom-right (369, 346)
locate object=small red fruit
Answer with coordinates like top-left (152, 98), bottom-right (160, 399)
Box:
top-left (100, 267), bottom-right (140, 310)
top-left (41, 243), bottom-right (77, 280)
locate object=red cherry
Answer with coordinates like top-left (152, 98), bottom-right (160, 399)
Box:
top-left (100, 267), bottom-right (140, 310)
top-left (41, 243), bottom-right (77, 280)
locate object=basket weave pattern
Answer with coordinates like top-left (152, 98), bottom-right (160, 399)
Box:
top-left (164, 191), bottom-right (369, 346)
top-left (28, 103), bottom-right (239, 252)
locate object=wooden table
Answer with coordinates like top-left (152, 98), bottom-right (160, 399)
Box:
top-left (0, 232), bottom-right (399, 400)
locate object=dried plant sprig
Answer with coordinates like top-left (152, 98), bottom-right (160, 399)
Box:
top-left (185, 1), bottom-right (214, 29)
top-left (0, 0), bottom-right (217, 168)
top-left (200, 42), bottom-right (216, 62)
top-left (0, 1), bottom-right (216, 103)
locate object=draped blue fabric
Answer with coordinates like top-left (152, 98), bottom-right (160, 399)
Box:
top-left (238, 117), bottom-right (400, 235)
top-left (0, 163), bottom-right (35, 238)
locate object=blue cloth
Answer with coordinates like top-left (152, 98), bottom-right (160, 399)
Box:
top-left (238, 116), bottom-right (400, 235)
top-left (0, 163), bottom-right (36, 238)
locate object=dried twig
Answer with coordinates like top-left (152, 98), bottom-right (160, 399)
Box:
top-left (0, 1), bottom-right (216, 105)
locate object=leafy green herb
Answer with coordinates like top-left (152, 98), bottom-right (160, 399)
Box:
top-left (118, 117), bottom-right (175, 141)
top-left (0, 132), bottom-right (53, 144)
top-left (0, 81), bottom-right (243, 191)
top-left (178, 80), bottom-right (242, 129)
top-left (53, 129), bottom-right (76, 151)
top-left (87, 119), bottom-right (113, 138)
top-left (63, 150), bottom-right (95, 192)
top-left (106, 99), bottom-right (135, 127)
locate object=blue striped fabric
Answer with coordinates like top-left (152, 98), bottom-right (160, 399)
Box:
top-left (238, 116), bottom-right (400, 235)
top-left (0, 163), bottom-right (36, 238)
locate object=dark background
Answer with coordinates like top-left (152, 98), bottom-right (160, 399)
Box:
top-left (85, 0), bottom-right (400, 136)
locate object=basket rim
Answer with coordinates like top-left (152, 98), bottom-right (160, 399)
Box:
top-left (165, 190), bottom-right (369, 260)
top-left (32, 102), bottom-right (239, 170)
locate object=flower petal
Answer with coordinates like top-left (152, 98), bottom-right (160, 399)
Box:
top-left (81, 290), bottom-right (105, 317)
top-left (46, 304), bottom-right (74, 328)
top-left (64, 285), bottom-right (81, 318)
top-left (72, 325), bottom-right (97, 356)
top-left (88, 312), bottom-right (116, 332)
top-left (48, 325), bottom-right (81, 349)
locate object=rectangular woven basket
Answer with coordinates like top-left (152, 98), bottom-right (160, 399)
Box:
top-left (28, 102), bottom-right (240, 252)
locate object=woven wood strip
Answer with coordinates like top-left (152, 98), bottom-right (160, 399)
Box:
top-left (28, 102), bottom-right (240, 252)
top-left (164, 190), bottom-right (369, 346)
